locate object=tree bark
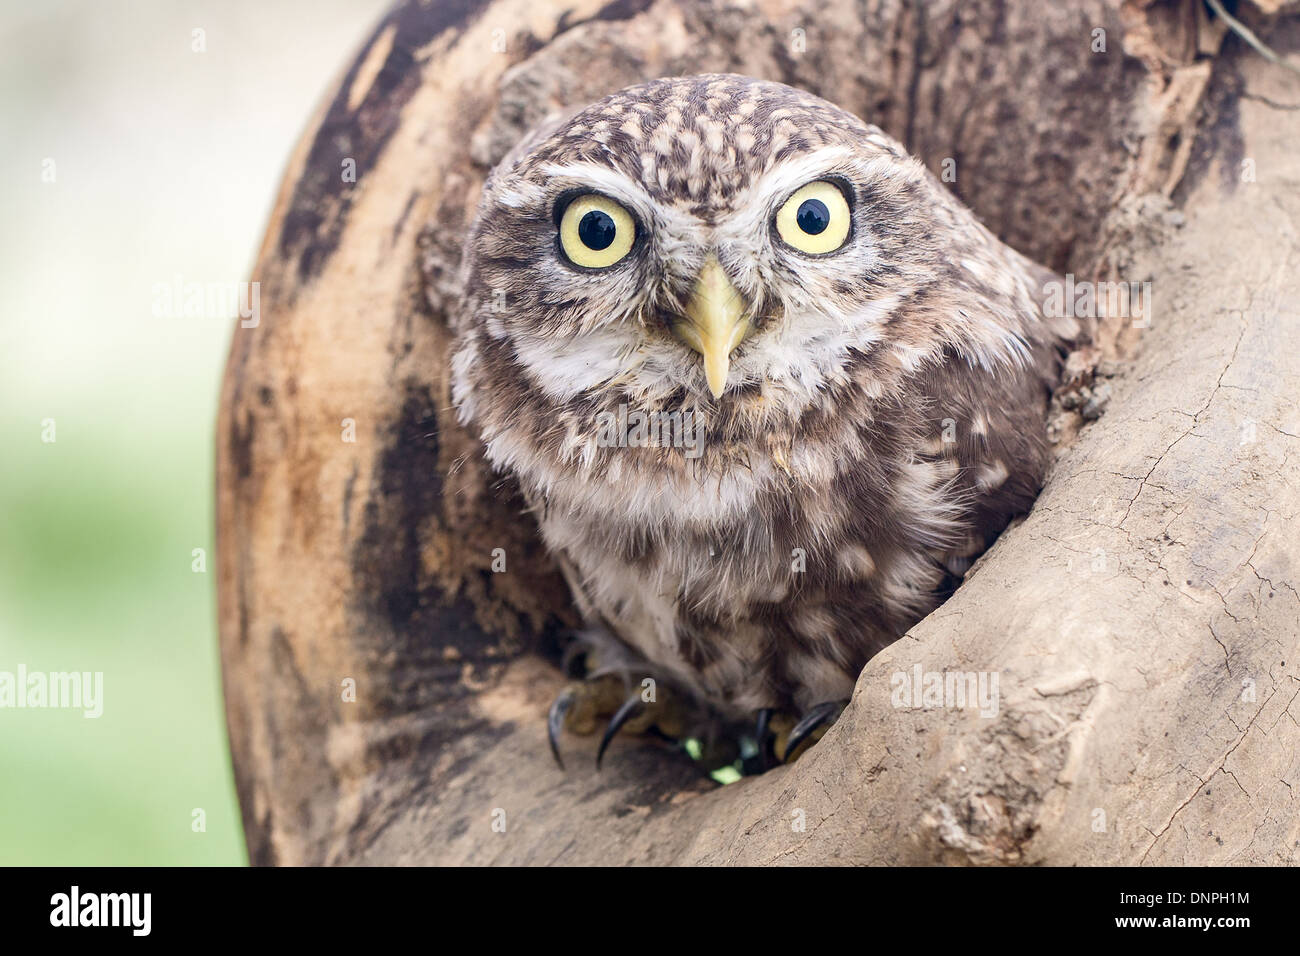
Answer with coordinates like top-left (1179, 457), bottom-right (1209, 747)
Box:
top-left (216, 0), bottom-right (1300, 865)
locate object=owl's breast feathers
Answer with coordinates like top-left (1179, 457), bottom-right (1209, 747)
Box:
top-left (517, 329), bottom-right (1067, 717)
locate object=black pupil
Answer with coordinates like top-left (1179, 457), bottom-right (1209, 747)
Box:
top-left (578, 210), bottom-right (617, 250)
top-left (796, 198), bottom-right (830, 235)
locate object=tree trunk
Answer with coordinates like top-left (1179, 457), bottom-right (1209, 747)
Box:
top-left (216, 0), bottom-right (1300, 865)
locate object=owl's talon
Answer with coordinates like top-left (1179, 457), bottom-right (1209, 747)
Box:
top-left (596, 692), bottom-right (648, 769)
top-left (547, 687), bottom-right (577, 770)
top-left (546, 673), bottom-right (627, 769)
top-left (780, 700), bottom-right (848, 763)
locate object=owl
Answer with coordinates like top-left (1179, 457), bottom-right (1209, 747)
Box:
top-left (451, 74), bottom-right (1079, 771)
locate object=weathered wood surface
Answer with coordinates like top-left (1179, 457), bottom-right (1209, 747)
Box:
top-left (217, 0), bottom-right (1299, 864)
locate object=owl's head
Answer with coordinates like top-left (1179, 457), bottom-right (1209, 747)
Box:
top-left (453, 75), bottom-right (1050, 497)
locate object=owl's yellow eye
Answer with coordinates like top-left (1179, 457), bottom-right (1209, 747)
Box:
top-left (558, 194), bottom-right (636, 268)
top-left (775, 180), bottom-right (852, 255)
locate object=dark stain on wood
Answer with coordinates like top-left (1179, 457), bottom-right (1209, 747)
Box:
top-left (1174, 45), bottom-right (1249, 204)
top-left (351, 384), bottom-right (518, 719)
top-left (229, 409), bottom-right (255, 482)
top-left (354, 384), bottom-right (445, 633)
top-left (342, 460), bottom-right (359, 535)
top-left (278, 0), bottom-right (489, 283)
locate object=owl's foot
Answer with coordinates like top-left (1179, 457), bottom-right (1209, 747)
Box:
top-left (547, 675), bottom-right (620, 770)
top-left (546, 674), bottom-right (691, 770)
top-left (752, 699), bottom-right (849, 766)
top-left (546, 634), bottom-right (844, 775)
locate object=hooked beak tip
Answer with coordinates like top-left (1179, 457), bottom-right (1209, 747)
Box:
top-left (674, 255), bottom-right (751, 400)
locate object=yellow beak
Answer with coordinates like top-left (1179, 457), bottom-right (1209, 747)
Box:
top-left (671, 255), bottom-right (752, 399)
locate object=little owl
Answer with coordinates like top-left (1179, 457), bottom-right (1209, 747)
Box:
top-left (451, 74), bottom-right (1079, 772)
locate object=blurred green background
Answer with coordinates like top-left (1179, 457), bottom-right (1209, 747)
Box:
top-left (0, 0), bottom-right (390, 865)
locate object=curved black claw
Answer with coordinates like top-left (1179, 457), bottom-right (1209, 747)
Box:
top-left (548, 687), bottom-right (577, 770)
top-left (596, 692), bottom-right (647, 769)
top-left (782, 700), bottom-right (846, 763)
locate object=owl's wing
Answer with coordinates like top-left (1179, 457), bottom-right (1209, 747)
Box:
top-left (913, 332), bottom-right (1071, 578)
